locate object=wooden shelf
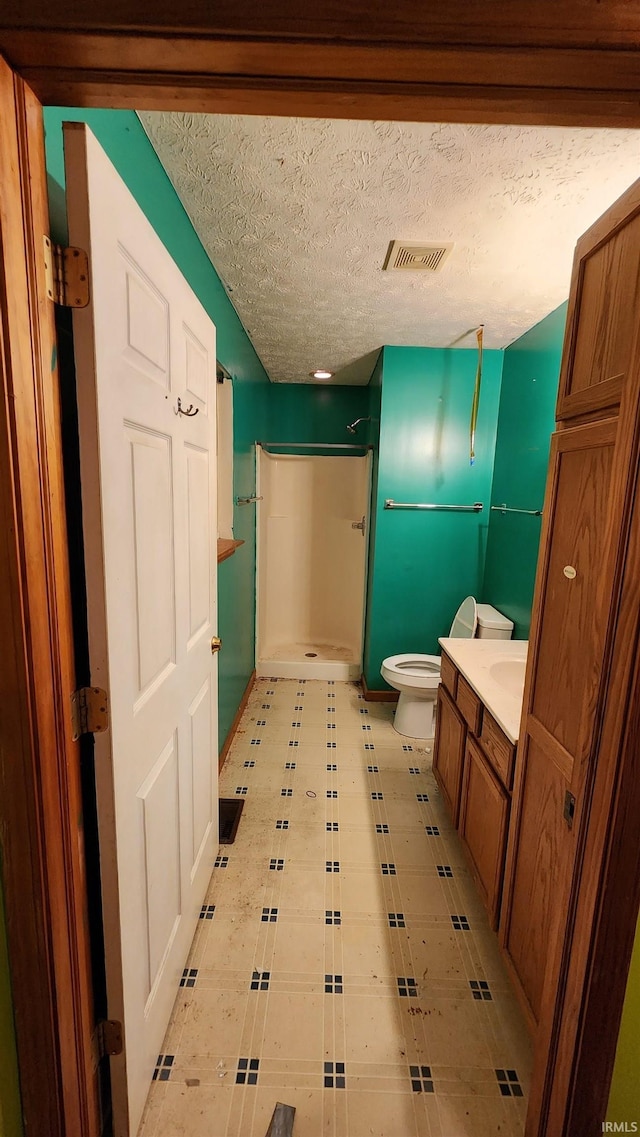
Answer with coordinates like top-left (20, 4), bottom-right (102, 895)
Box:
top-left (217, 538), bottom-right (244, 564)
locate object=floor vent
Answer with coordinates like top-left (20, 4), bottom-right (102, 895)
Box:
top-left (383, 240), bottom-right (452, 272)
top-left (219, 798), bottom-right (245, 844)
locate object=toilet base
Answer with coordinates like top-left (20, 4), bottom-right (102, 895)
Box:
top-left (393, 689), bottom-right (437, 739)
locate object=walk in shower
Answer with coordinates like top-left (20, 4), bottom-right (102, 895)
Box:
top-left (256, 443), bottom-right (371, 680)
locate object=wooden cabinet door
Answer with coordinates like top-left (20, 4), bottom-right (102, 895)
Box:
top-left (459, 736), bottom-right (509, 931)
top-left (502, 417), bottom-right (618, 1026)
top-left (432, 685), bottom-right (466, 827)
top-left (501, 179), bottom-right (640, 1133)
top-left (556, 195), bottom-right (640, 423)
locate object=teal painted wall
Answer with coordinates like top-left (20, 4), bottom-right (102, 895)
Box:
top-left (364, 346), bottom-right (503, 688)
top-left (42, 108), bottom-right (271, 752)
top-left (482, 304), bottom-right (567, 639)
top-left (0, 880), bottom-right (22, 1137)
top-left (267, 383), bottom-right (372, 445)
top-left (607, 913), bottom-right (640, 1127)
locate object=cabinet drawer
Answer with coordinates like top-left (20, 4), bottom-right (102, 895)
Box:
top-left (480, 711), bottom-right (516, 790)
top-left (456, 675), bottom-right (483, 735)
top-left (459, 735), bottom-right (510, 930)
top-left (440, 651), bottom-right (458, 699)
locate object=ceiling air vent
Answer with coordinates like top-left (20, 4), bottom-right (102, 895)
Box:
top-left (383, 240), bottom-right (453, 272)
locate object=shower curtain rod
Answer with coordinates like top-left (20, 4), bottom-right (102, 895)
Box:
top-left (257, 441), bottom-right (372, 451)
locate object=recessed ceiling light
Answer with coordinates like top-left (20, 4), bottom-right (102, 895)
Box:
top-left (310, 369), bottom-right (334, 380)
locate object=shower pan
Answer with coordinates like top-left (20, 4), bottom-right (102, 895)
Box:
top-left (256, 444), bottom-right (371, 680)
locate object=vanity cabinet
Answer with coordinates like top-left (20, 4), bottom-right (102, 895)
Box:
top-left (433, 649), bottom-right (516, 929)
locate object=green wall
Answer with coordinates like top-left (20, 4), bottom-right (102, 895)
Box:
top-left (0, 881), bottom-right (22, 1137)
top-left (267, 382), bottom-right (372, 444)
top-left (607, 913), bottom-right (640, 1125)
top-left (42, 108), bottom-right (271, 752)
top-left (364, 345), bottom-right (503, 688)
top-left (482, 304), bottom-right (566, 638)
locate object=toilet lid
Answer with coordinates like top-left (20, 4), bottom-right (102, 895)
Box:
top-left (449, 596), bottom-right (477, 638)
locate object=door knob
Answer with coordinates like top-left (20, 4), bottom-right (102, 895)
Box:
top-left (211, 636), bottom-right (222, 654)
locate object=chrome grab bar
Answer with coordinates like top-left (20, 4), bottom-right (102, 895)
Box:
top-left (491, 503), bottom-right (543, 516)
top-left (236, 495), bottom-right (263, 505)
top-left (384, 499), bottom-right (483, 513)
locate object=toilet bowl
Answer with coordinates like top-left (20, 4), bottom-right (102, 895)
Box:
top-left (380, 598), bottom-right (513, 738)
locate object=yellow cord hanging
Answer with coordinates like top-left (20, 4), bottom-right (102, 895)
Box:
top-left (469, 325), bottom-right (484, 466)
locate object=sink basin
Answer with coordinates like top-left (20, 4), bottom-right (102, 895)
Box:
top-left (489, 658), bottom-right (527, 697)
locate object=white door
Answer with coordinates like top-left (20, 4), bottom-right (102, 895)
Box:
top-left (65, 123), bottom-right (219, 1136)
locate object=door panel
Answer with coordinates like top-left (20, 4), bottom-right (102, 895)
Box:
top-left (65, 122), bottom-right (218, 1137)
top-left (503, 735), bottom-right (572, 1023)
top-left (184, 324), bottom-right (210, 408)
top-left (190, 678), bottom-right (214, 871)
top-left (127, 426), bottom-right (176, 694)
top-left (138, 736), bottom-right (182, 992)
top-left (501, 418), bottom-right (617, 1024)
top-left (185, 445), bottom-right (211, 642)
top-left (530, 423), bottom-right (616, 758)
top-left (121, 251), bottom-right (170, 384)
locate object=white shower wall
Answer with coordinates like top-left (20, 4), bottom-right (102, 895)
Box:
top-left (257, 449), bottom-right (370, 679)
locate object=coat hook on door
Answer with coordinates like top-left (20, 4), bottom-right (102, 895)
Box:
top-left (175, 397), bottom-right (199, 417)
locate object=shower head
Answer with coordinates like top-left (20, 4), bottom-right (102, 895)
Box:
top-left (346, 417), bottom-right (371, 435)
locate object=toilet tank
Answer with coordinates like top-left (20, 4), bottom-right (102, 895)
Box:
top-left (476, 603), bottom-right (514, 640)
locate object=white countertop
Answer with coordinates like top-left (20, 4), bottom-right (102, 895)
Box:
top-left (438, 638), bottom-right (528, 744)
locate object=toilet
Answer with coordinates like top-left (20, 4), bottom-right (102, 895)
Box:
top-left (380, 597), bottom-right (513, 739)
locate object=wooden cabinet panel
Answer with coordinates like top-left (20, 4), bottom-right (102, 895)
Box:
top-left (557, 186), bottom-right (640, 421)
top-left (530, 421), bottom-right (616, 763)
top-left (459, 735), bottom-right (509, 931)
top-left (480, 711), bottom-right (516, 790)
top-left (440, 651), bottom-right (458, 699)
top-left (432, 685), bottom-right (466, 827)
top-left (501, 734), bottom-right (572, 1025)
top-left (502, 418), bottom-right (617, 1026)
top-left (456, 674), bottom-right (482, 735)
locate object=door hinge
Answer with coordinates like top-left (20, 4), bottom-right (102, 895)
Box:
top-left (43, 235), bottom-right (90, 308)
top-left (96, 1019), bottom-right (123, 1060)
top-left (71, 686), bottom-right (109, 740)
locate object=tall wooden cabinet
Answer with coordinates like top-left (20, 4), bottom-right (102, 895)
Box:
top-left (500, 180), bottom-right (640, 1134)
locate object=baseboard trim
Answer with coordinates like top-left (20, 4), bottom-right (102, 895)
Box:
top-left (361, 673), bottom-right (399, 702)
top-left (219, 669), bottom-right (256, 771)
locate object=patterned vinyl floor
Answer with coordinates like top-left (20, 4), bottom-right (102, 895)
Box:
top-left (139, 677), bottom-right (532, 1137)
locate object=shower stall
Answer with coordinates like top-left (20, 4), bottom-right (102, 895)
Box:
top-left (256, 443), bottom-right (371, 680)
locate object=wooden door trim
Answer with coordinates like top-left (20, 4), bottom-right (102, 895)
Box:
top-left (0, 59), bottom-right (99, 1137)
top-left (3, 6), bottom-right (640, 125)
top-left (0, 20), bottom-right (639, 1137)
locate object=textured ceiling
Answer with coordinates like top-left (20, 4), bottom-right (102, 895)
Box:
top-left (140, 113), bottom-right (640, 384)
